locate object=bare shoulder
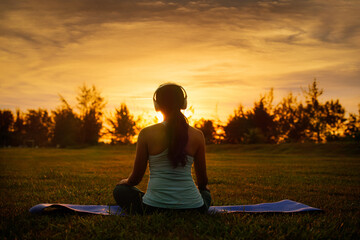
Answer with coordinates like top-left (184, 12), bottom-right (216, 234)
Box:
top-left (139, 123), bottom-right (165, 139)
top-left (141, 123), bottom-right (163, 132)
top-left (188, 126), bottom-right (205, 140)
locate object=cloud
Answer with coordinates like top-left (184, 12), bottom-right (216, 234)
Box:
top-left (0, 0), bottom-right (359, 120)
top-left (2, 0), bottom-right (359, 50)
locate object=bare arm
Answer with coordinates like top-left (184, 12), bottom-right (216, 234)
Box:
top-left (193, 132), bottom-right (209, 191)
top-left (118, 129), bottom-right (148, 186)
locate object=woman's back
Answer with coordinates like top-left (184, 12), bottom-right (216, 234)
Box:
top-left (141, 123), bottom-right (206, 208)
top-left (142, 147), bottom-right (204, 208)
top-left (143, 123), bottom-right (204, 157)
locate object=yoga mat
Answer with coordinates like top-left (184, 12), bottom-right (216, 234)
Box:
top-left (29, 199), bottom-right (322, 215)
top-left (208, 199), bottom-right (322, 213)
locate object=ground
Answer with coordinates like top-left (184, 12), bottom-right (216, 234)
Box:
top-left (1, 143), bottom-right (359, 239)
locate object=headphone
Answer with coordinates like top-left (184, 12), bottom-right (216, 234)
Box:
top-left (153, 83), bottom-right (187, 111)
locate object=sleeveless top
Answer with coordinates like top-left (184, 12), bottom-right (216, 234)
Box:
top-left (142, 149), bottom-right (204, 209)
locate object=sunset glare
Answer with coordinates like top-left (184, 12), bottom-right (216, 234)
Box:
top-left (1, 0), bottom-right (359, 122)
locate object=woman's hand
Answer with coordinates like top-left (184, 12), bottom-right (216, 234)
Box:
top-left (117, 178), bottom-right (130, 186)
top-left (198, 185), bottom-right (210, 192)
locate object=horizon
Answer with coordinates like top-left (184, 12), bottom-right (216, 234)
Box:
top-left (1, 0), bottom-right (359, 122)
top-left (1, 80), bottom-right (358, 123)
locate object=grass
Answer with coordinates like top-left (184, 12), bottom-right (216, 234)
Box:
top-left (0, 143), bottom-right (359, 239)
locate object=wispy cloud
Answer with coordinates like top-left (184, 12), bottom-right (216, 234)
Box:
top-left (0, 0), bottom-right (359, 120)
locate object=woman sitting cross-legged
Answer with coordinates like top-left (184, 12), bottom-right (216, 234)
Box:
top-left (113, 83), bottom-right (211, 215)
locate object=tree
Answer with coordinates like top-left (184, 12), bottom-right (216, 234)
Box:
top-left (274, 93), bottom-right (296, 142)
top-left (323, 100), bottom-right (346, 141)
top-left (194, 119), bottom-right (216, 144)
top-left (24, 109), bottom-right (52, 146)
top-left (248, 96), bottom-right (276, 143)
top-left (76, 85), bottom-right (106, 145)
top-left (344, 105), bottom-right (360, 142)
top-left (0, 110), bottom-right (14, 146)
top-left (52, 96), bottom-right (81, 147)
top-left (223, 105), bottom-right (251, 143)
top-left (244, 128), bottom-right (266, 144)
top-left (303, 79), bottom-right (326, 142)
top-left (235, 89), bottom-right (277, 143)
top-left (12, 110), bottom-right (25, 146)
top-left (223, 94), bottom-right (276, 144)
top-left (108, 103), bottom-right (136, 144)
top-left (274, 93), bottom-right (309, 142)
top-left (290, 103), bottom-right (311, 142)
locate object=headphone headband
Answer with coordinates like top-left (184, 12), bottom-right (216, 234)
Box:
top-left (153, 83), bottom-right (187, 111)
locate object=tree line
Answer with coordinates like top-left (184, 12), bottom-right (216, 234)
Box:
top-left (0, 80), bottom-right (359, 147)
top-left (199, 80), bottom-right (359, 144)
top-left (0, 85), bottom-right (137, 147)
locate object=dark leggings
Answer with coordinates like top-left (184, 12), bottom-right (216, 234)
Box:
top-left (113, 185), bottom-right (212, 215)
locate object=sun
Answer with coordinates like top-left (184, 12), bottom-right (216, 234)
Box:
top-left (154, 108), bottom-right (194, 124)
top-left (156, 111), bottom-right (164, 123)
top-left (182, 109), bottom-right (193, 119)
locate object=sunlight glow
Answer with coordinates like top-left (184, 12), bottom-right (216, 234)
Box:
top-left (182, 109), bottom-right (193, 119)
top-left (182, 107), bottom-right (195, 125)
top-left (0, 0), bottom-right (359, 122)
top-left (156, 112), bottom-right (164, 123)
top-left (153, 109), bottom-right (193, 124)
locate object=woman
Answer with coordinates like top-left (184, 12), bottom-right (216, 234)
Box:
top-left (113, 83), bottom-right (211, 214)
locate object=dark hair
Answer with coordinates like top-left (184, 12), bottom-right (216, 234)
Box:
top-left (155, 84), bottom-right (189, 168)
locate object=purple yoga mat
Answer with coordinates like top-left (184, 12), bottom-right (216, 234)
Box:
top-left (29, 199), bottom-right (322, 215)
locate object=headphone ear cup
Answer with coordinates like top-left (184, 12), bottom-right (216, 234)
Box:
top-left (182, 98), bottom-right (187, 109)
top-left (154, 99), bottom-right (160, 111)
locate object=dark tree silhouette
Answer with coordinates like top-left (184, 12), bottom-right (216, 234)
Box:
top-left (0, 110), bottom-right (14, 146)
top-left (323, 100), bottom-right (346, 141)
top-left (248, 96), bottom-right (276, 143)
top-left (303, 79), bottom-right (326, 142)
top-left (12, 110), bottom-right (25, 146)
top-left (0, 79), bottom-right (355, 146)
top-left (76, 85), bottom-right (106, 145)
top-left (223, 94), bottom-right (276, 144)
top-left (274, 93), bottom-right (309, 142)
top-left (274, 93), bottom-right (297, 142)
top-left (290, 103), bottom-right (311, 142)
top-left (237, 88), bottom-right (277, 143)
top-left (223, 105), bottom-right (251, 143)
top-left (24, 109), bottom-right (52, 147)
top-left (108, 103), bottom-right (136, 144)
top-left (52, 97), bottom-right (81, 147)
top-left (194, 119), bottom-right (216, 144)
top-left (344, 105), bottom-right (360, 142)
top-left (244, 128), bottom-right (266, 144)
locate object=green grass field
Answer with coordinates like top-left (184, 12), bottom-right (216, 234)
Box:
top-left (1, 143), bottom-right (359, 239)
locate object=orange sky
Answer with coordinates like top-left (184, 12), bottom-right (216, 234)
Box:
top-left (1, 0), bottom-right (359, 122)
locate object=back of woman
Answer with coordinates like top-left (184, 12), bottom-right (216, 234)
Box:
top-left (113, 83), bottom-right (211, 214)
top-left (142, 123), bottom-right (205, 209)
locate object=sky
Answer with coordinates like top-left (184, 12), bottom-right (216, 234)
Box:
top-left (1, 0), bottom-right (359, 123)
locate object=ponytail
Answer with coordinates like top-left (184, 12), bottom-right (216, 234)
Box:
top-left (153, 83), bottom-right (189, 168)
top-left (166, 110), bottom-right (189, 168)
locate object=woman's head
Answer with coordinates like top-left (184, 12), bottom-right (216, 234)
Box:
top-left (153, 83), bottom-right (189, 168)
top-left (153, 83), bottom-right (187, 114)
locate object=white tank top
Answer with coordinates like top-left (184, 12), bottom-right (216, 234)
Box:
top-left (142, 149), bottom-right (204, 209)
